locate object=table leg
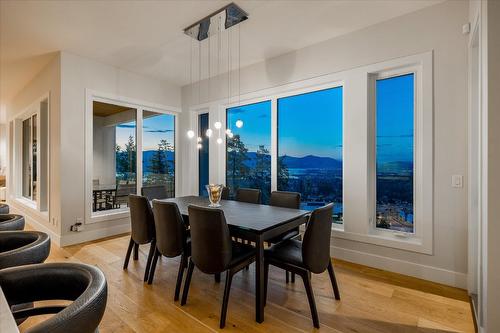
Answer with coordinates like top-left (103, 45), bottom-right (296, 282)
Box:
top-left (255, 235), bottom-right (265, 323)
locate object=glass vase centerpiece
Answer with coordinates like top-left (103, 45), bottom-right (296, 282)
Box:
top-left (206, 184), bottom-right (223, 207)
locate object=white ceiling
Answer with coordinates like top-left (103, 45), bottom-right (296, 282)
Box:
top-left (0, 0), bottom-right (444, 109)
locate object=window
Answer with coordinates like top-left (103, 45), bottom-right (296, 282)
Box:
top-left (92, 101), bottom-right (137, 213)
top-left (198, 113), bottom-right (209, 196)
top-left (375, 73), bottom-right (414, 233)
top-left (277, 87), bottom-right (343, 223)
top-left (142, 111), bottom-right (175, 198)
top-left (226, 101), bottom-right (271, 203)
top-left (22, 115), bottom-right (36, 200)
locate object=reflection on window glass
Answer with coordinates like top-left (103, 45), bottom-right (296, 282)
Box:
top-left (277, 87), bottom-right (343, 223)
top-left (92, 101), bottom-right (137, 213)
top-left (226, 101), bottom-right (271, 203)
top-left (376, 73), bottom-right (414, 233)
top-left (22, 118), bottom-right (32, 199)
top-left (142, 111), bottom-right (175, 199)
top-left (198, 113), bottom-right (209, 196)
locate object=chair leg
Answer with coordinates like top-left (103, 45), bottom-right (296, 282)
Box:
top-left (301, 272), bottom-right (320, 328)
top-left (291, 272), bottom-right (295, 283)
top-left (174, 253), bottom-right (187, 301)
top-left (181, 260), bottom-right (195, 306)
top-left (133, 242), bottom-right (139, 260)
top-left (147, 249), bottom-right (160, 285)
top-left (215, 272), bottom-right (221, 283)
top-left (220, 270), bottom-right (234, 329)
top-left (264, 262), bottom-right (269, 306)
top-left (286, 271), bottom-right (289, 283)
top-left (144, 240), bottom-right (156, 282)
top-left (327, 261), bottom-right (341, 300)
top-left (123, 238), bottom-right (134, 269)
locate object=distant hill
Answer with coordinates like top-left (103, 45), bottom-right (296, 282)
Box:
top-left (377, 161), bottom-right (413, 173)
top-left (281, 155), bottom-right (342, 169)
top-left (142, 150), bottom-right (175, 172)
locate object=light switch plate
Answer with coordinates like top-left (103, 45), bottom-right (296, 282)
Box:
top-left (452, 175), bottom-right (463, 188)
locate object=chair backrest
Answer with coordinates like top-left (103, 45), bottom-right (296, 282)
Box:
top-left (0, 231), bottom-right (50, 269)
top-left (128, 194), bottom-right (155, 244)
top-left (269, 191), bottom-right (301, 209)
top-left (0, 214), bottom-right (25, 231)
top-left (235, 188), bottom-right (261, 204)
top-left (188, 205), bottom-right (232, 274)
top-left (302, 203), bottom-right (334, 274)
top-left (221, 186), bottom-right (230, 200)
top-left (152, 200), bottom-right (187, 257)
top-left (0, 262), bottom-right (107, 333)
top-left (142, 185), bottom-right (168, 201)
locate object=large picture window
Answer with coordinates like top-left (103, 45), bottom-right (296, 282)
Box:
top-left (142, 111), bottom-right (175, 198)
top-left (198, 113), bottom-right (209, 196)
top-left (226, 101), bottom-right (271, 203)
top-left (277, 87), bottom-right (343, 223)
top-left (375, 73), bottom-right (414, 233)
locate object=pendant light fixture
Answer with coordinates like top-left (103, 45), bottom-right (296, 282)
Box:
top-left (185, 3), bottom-right (248, 148)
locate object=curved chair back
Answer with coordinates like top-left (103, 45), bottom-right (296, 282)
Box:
top-left (235, 188), bottom-right (261, 204)
top-left (0, 203), bottom-right (9, 214)
top-left (221, 186), bottom-right (230, 200)
top-left (188, 205), bottom-right (232, 274)
top-left (0, 231), bottom-right (50, 269)
top-left (269, 191), bottom-right (301, 209)
top-left (302, 203), bottom-right (334, 274)
top-left (128, 194), bottom-right (155, 244)
top-left (0, 262), bottom-right (107, 333)
top-left (142, 185), bottom-right (168, 201)
top-left (0, 214), bottom-right (25, 231)
top-left (152, 200), bottom-right (187, 257)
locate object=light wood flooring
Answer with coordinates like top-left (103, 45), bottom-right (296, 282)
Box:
top-left (19, 231), bottom-right (474, 333)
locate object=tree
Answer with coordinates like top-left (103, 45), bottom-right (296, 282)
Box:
top-left (252, 145), bottom-right (271, 203)
top-left (147, 139), bottom-right (173, 185)
top-left (226, 134), bottom-right (249, 195)
top-left (277, 155), bottom-right (290, 190)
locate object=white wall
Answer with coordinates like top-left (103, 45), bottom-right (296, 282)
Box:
top-left (180, 0), bottom-right (469, 287)
top-left (92, 116), bottom-right (116, 186)
top-left (59, 51), bottom-right (181, 245)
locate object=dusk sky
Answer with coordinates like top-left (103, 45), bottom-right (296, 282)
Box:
top-left (116, 113), bottom-right (175, 151)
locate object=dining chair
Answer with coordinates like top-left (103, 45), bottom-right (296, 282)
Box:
top-left (181, 205), bottom-right (255, 328)
top-left (221, 186), bottom-right (230, 200)
top-left (235, 188), bottom-right (261, 204)
top-left (142, 185), bottom-right (169, 201)
top-left (148, 200), bottom-right (190, 301)
top-left (264, 203), bottom-right (341, 329)
top-left (267, 191), bottom-right (304, 283)
top-left (124, 194), bottom-right (156, 282)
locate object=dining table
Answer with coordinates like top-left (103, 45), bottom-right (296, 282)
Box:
top-left (162, 195), bottom-right (309, 323)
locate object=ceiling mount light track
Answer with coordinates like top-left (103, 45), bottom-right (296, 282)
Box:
top-left (184, 2), bottom-right (248, 42)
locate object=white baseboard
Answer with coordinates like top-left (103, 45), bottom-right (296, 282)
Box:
top-left (331, 245), bottom-right (467, 289)
top-left (60, 223), bottom-right (131, 247)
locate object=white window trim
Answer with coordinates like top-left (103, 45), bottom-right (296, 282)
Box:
top-left (84, 89), bottom-right (180, 224)
top-left (187, 51), bottom-right (433, 254)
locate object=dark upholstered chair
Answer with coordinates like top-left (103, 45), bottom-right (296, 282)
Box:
top-left (0, 214), bottom-right (25, 231)
top-left (181, 205), bottom-right (255, 328)
top-left (124, 194), bottom-right (156, 282)
top-left (264, 203), bottom-right (340, 328)
top-left (267, 191), bottom-right (303, 283)
top-left (148, 200), bottom-right (190, 301)
top-left (0, 203), bottom-right (9, 214)
top-left (0, 231), bottom-right (50, 269)
top-left (141, 185), bottom-right (169, 201)
top-left (235, 188), bottom-right (261, 204)
top-left (221, 186), bottom-right (230, 200)
top-left (0, 262), bottom-right (107, 333)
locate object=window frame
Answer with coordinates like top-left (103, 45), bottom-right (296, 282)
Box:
top-left (84, 89), bottom-right (180, 224)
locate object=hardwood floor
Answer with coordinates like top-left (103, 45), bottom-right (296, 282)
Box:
top-left (19, 231), bottom-right (474, 333)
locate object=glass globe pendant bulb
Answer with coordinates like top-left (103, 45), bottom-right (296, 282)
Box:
top-left (227, 132), bottom-right (234, 138)
top-left (235, 119), bottom-right (243, 128)
top-left (187, 130), bottom-right (195, 139)
top-left (206, 128), bottom-right (213, 138)
top-left (197, 137), bottom-right (202, 143)
top-left (214, 121), bottom-right (222, 130)
top-left (225, 128), bottom-right (232, 135)
top-left (197, 143), bottom-right (203, 149)
top-left (216, 137), bottom-right (223, 144)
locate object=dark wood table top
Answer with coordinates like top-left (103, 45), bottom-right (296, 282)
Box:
top-left (162, 196), bottom-right (309, 234)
